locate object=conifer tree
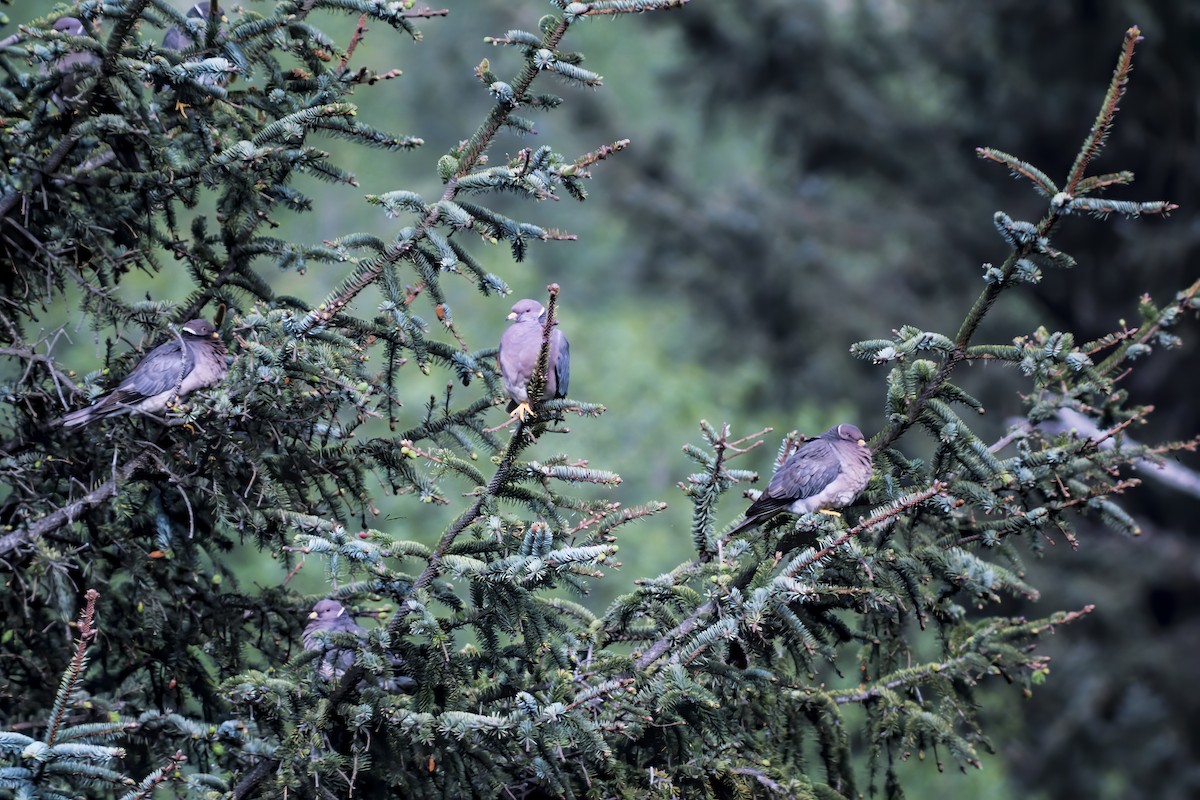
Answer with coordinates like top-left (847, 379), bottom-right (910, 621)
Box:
top-left (0, 4), bottom-right (1193, 799)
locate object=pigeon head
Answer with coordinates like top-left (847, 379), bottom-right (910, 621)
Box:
top-left (506, 299), bottom-right (546, 324)
top-left (188, 2), bottom-right (225, 19)
top-left (181, 319), bottom-right (217, 338)
top-left (309, 599), bottom-right (347, 623)
top-left (832, 423), bottom-right (866, 446)
top-left (53, 17), bottom-right (86, 36)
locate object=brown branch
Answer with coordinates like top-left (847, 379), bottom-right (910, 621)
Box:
top-left (47, 589), bottom-right (100, 747)
top-left (0, 452), bottom-right (150, 557)
top-left (401, 7), bottom-right (450, 19)
top-left (230, 757), bottom-right (280, 800)
top-left (339, 14), bottom-right (370, 71)
top-left (1065, 26), bottom-right (1141, 194)
top-left (562, 139), bottom-right (630, 176)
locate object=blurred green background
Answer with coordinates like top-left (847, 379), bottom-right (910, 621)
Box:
top-left (7, 1), bottom-right (1199, 798)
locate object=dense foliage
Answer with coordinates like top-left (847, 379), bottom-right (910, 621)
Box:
top-left (0, 2), bottom-right (1194, 798)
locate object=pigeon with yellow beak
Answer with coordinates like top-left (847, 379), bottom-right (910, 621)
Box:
top-left (498, 298), bottom-right (570, 422)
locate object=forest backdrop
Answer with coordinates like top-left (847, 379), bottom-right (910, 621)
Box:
top-left (0, 1), bottom-right (1197, 798)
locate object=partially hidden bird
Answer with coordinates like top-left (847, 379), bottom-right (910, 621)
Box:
top-left (303, 599), bottom-right (366, 678)
top-left (54, 319), bottom-right (227, 428)
top-left (728, 423), bottom-right (873, 536)
top-left (498, 298), bottom-right (569, 422)
top-left (47, 17), bottom-right (97, 113)
top-left (302, 599), bottom-right (415, 690)
top-left (161, 2), bottom-right (230, 90)
top-left (45, 17), bottom-right (141, 171)
top-left (162, 2), bottom-right (225, 52)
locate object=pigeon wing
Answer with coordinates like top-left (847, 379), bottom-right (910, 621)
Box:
top-left (744, 439), bottom-right (842, 519)
top-left (551, 328), bottom-right (569, 399)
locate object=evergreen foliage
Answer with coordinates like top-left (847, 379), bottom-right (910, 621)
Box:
top-left (0, 5), bottom-right (1193, 800)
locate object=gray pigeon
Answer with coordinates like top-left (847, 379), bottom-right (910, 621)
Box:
top-left (303, 599), bottom-right (415, 690)
top-left (45, 18), bottom-right (142, 170)
top-left (498, 299), bottom-right (569, 421)
top-left (728, 423), bottom-right (873, 536)
top-left (162, 2), bottom-right (224, 51)
top-left (303, 599), bottom-right (365, 678)
top-left (161, 3), bottom-right (230, 88)
top-left (47, 18), bottom-right (98, 113)
top-left (55, 319), bottom-right (227, 427)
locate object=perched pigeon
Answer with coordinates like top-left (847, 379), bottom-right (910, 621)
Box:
top-left (728, 423), bottom-right (873, 536)
top-left (498, 299), bottom-right (569, 421)
top-left (55, 319), bottom-right (227, 427)
top-left (303, 599), bottom-right (365, 678)
top-left (161, 3), bottom-right (230, 89)
top-left (303, 599), bottom-right (415, 690)
top-left (45, 17), bottom-right (142, 170)
top-left (162, 2), bottom-right (224, 51)
top-left (47, 18), bottom-right (98, 113)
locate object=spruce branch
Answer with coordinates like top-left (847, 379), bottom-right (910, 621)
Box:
top-left (559, 0), bottom-right (692, 16)
top-left (525, 282), bottom-right (560, 420)
top-left (776, 483), bottom-right (945, 580)
top-left (295, 11), bottom-right (624, 335)
top-left (0, 134), bottom-right (80, 220)
top-left (874, 27), bottom-right (1170, 454)
top-left (47, 589), bottom-right (100, 747)
top-left (976, 148), bottom-right (1059, 197)
top-left (829, 605), bottom-right (1095, 705)
top-left (633, 483), bottom-right (946, 671)
top-left (0, 452), bottom-right (151, 557)
top-left (1095, 276), bottom-right (1200, 376)
top-left (384, 284), bottom-right (562, 624)
top-left (1065, 26), bottom-right (1140, 194)
top-left (1038, 407), bottom-right (1200, 500)
top-left (229, 757), bottom-right (278, 800)
top-left (116, 750), bottom-right (186, 800)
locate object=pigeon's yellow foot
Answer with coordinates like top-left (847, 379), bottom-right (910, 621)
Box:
top-left (818, 509), bottom-right (843, 517)
top-left (509, 402), bottom-right (534, 422)
top-left (175, 100), bottom-right (191, 117)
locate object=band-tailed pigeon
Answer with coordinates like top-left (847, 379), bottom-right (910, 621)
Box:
top-left (161, 3), bottom-right (230, 88)
top-left (45, 17), bottom-right (141, 171)
top-left (303, 599), bottom-right (365, 678)
top-left (55, 319), bottom-right (227, 427)
top-left (162, 2), bottom-right (224, 50)
top-left (498, 299), bottom-right (569, 421)
top-left (47, 18), bottom-right (98, 113)
top-left (303, 599), bottom-right (415, 690)
top-left (729, 423), bottom-right (873, 536)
